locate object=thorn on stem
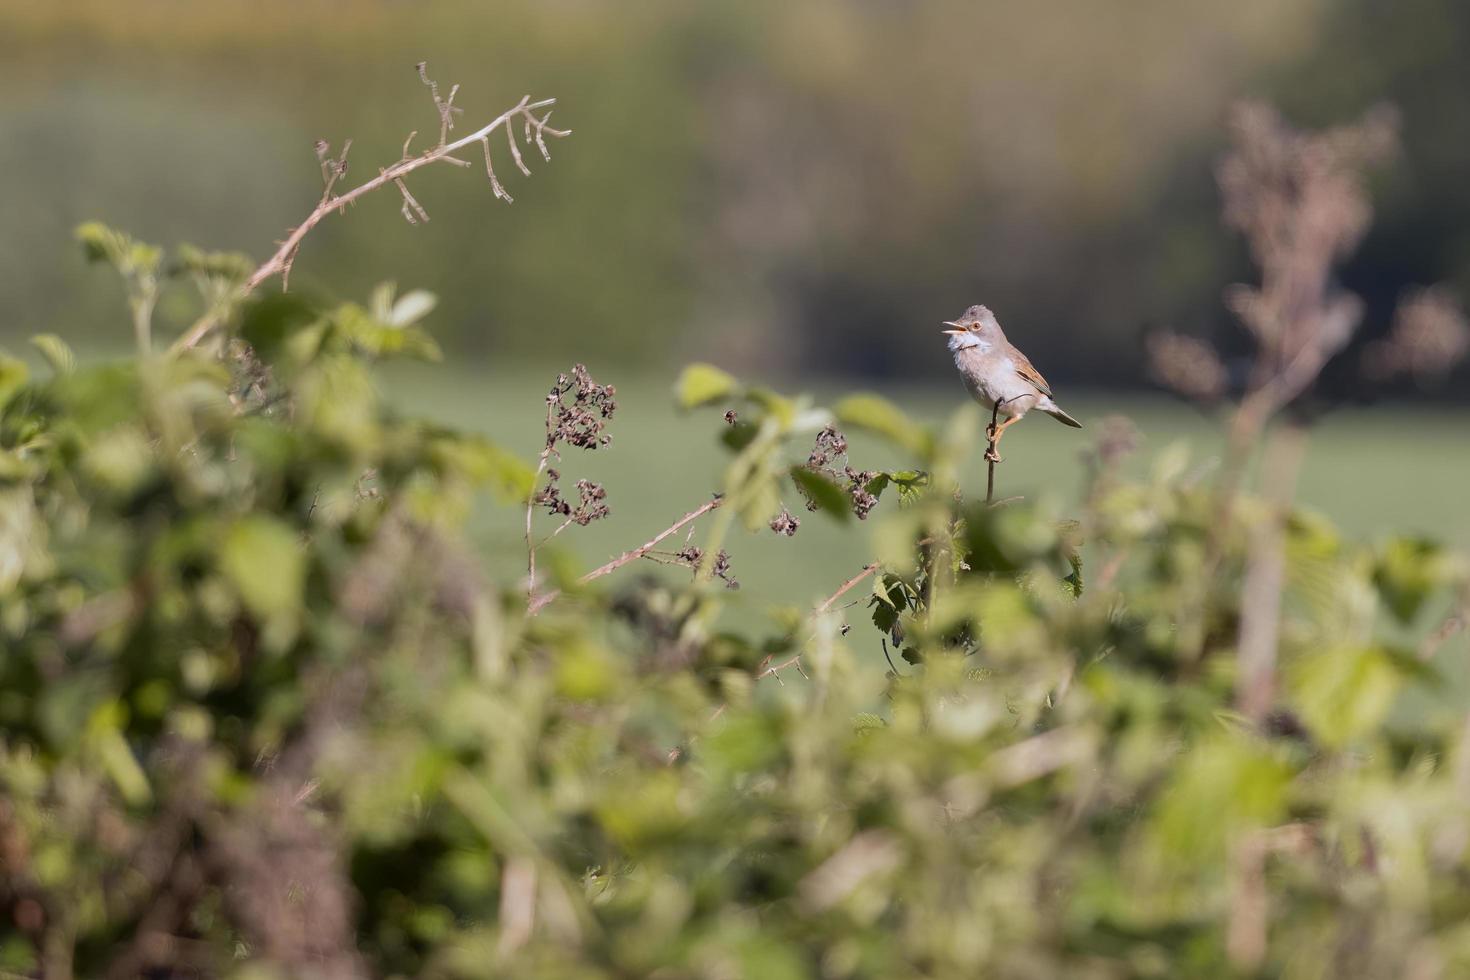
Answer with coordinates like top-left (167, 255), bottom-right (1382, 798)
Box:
top-left (482, 137), bottom-right (513, 203)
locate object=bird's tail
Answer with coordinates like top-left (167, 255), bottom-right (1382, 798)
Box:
top-left (1041, 404), bottom-right (1082, 428)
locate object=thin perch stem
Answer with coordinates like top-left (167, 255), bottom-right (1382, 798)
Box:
top-left (986, 399), bottom-right (1001, 504)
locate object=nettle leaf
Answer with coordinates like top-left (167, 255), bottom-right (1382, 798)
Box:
top-left (30, 334), bottom-right (76, 378)
top-left (888, 470), bottom-right (930, 506)
top-left (675, 363), bottom-right (739, 409)
top-left (870, 574), bottom-right (911, 635)
top-left (790, 466), bottom-right (851, 523)
top-left (221, 516), bottom-right (305, 621)
top-left (835, 393), bottom-right (927, 455)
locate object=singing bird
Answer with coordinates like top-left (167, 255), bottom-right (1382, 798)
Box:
top-left (942, 304), bottom-right (1081, 461)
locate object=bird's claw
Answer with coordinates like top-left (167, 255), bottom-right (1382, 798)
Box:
top-left (984, 448), bottom-right (1002, 463)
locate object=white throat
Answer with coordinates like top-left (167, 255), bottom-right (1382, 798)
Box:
top-left (947, 332), bottom-right (990, 353)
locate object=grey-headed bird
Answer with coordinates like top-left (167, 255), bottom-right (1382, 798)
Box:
top-left (942, 304), bottom-right (1081, 461)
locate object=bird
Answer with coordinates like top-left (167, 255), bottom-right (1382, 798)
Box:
top-left (942, 304), bottom-right (1081, 462)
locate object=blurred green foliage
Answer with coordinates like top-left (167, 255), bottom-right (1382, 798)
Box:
top-left (2, 219), bottom-right (1470, 976)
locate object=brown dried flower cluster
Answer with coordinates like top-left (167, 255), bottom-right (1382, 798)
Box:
top-left (545, 363), bottom-right (617, 451)
top-left (534, 471), bottom-right (610, 526)
top-left (672, 544), bottom-right (738, 589)
top-left (803, 425), bottom-right (881, 520)
top-left (769, 507), bottom-right (801, 536)
top-left (1363, 286), bottom-right (1470, 384)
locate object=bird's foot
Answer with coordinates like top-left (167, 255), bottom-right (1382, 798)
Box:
top-left (984, 448), bottom-right (1003, 463)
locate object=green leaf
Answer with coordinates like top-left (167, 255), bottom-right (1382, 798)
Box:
top-left (1373, 536), bottom-right (1456, 625)
top-left (428, 435), bottom-right (535, 502)
top-left (0, 353), bottom-right (28, 410)
top-left (75, 221), bottom-right (126, 264)
top-left (887, 469), bottom-right (930, 505)
top-left (790, 466), bottom-right (851, 522)
top-left (387, 289), bottom-right (438, 327)
top-left (29, 334), bottom-right (76, 378)
top-left (174, 243), bottom-right (254, 283)
top-left (675, 362), bottom-right (739, 408)
top-left (239, 292), bottom-right (322, 366)
top-left (75, 222), bottom-right (159, 275)
top-left (220, 516), bottom-right (305, 621)
top-left (835, 393), bottom-right (926, 455)
top-left (1288, 645), bottom-right (1402, 747)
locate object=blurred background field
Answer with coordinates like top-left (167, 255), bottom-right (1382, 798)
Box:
top-left (4, 0), bottom-right (1470, 390)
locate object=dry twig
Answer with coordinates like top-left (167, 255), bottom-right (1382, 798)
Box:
top-left (171, 63), bottom-right (569, 353)
top-left (527, 497), bottom-right (725, 615)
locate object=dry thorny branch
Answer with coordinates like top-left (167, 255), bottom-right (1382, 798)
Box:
top-left (172, 62), bottom-right (569, 353)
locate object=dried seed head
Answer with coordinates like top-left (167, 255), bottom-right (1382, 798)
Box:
top-left (769, 507), bottom-right (800, 537)
top-left (1147, 331), bottom-right (1228, 402)
top-left (544, 363), bottom-right (617, 451)
top-left (1363, 286), bottom-right (1470, 384)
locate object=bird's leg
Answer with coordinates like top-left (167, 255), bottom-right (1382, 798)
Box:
top-left (984, 414), bottom-right (1021, 463)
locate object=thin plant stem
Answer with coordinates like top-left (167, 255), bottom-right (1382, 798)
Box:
top-left (527, 496), bottom-right (724, 615)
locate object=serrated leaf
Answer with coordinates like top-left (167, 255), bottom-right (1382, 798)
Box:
top-left (676, 363), bottom-right (739, 409)
top-left (30, 334), bottom-right (76, 377)
top-left (790, 466), bottom-right (851, 522)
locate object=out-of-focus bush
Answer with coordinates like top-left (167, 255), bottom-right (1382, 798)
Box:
top-left (2, 217), bottom-right (1469, 977)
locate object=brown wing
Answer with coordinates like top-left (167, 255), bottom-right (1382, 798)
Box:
top-left (1011, 349), bottom-right (1053, 397)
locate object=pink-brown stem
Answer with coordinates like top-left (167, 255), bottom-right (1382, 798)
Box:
top-left (527, 496), bottom-right (724, 615)
top-left (170, 92), bottom-right (566, 354)
top-left (757, 563), bottom-right (880, 679)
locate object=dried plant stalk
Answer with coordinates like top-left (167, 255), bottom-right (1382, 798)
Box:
top-left (171, 64), bottom-right (569, 354)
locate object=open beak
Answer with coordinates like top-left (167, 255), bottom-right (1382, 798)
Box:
top-left (941, 321), bottom-right (965, 335)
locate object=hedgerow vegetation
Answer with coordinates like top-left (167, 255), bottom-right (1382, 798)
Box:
top-left (2, 72), bottom-right (1470, 979)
